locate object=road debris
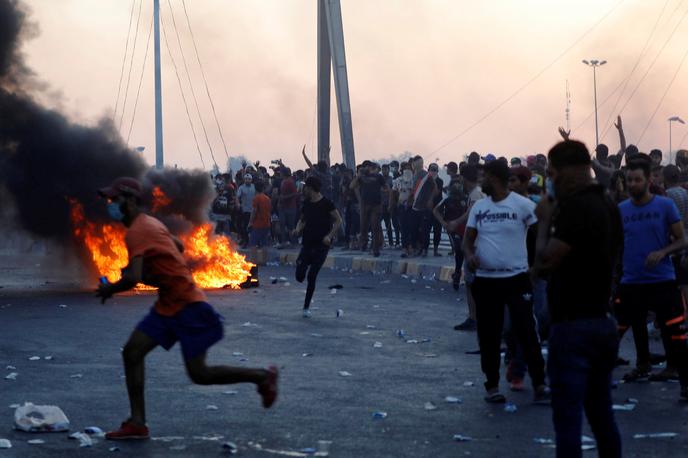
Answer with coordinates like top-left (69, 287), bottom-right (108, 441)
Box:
top-left (14, 403), bottom-right (70, 432)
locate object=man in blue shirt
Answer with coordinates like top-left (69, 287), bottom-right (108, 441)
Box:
top-left (617, 155), bottom-right (688, 401)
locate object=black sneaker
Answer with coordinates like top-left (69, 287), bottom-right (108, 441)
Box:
top-left (533, 385), bottom-right (551, 405)
top-left (454, 318), bottom-right (477, 331)
top-left (484, 388), bottom-right (506, 404)
top-left (623, 365), bottom-right (651, 382)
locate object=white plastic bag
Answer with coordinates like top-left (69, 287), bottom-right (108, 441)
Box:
top-left (14, 403), bottom-right (70, 432)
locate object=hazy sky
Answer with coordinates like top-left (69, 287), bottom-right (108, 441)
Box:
top-left (20, 0), bottom-right (688, 169)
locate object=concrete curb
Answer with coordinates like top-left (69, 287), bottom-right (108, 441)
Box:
top-left (240, 248), bottom-right (456, 283)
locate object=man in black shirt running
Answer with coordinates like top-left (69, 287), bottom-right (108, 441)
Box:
top-left (293, 176), bottom-right (342, 318)
top-left (534, 139), bottom-right (623, 458)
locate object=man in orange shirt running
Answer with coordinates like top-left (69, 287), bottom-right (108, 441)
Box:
top-left (96, 177), bottom-right (279, 440)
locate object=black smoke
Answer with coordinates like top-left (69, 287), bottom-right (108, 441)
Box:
top-left (0, 0), bottom-right (212, 243)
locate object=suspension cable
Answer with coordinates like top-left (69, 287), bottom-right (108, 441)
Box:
top-left (126, 13), bottom-right (154, 145)
top-left (166, 0), bottom-right (217, 167)
top-left (161, 13), bottom-right (206, 169)
top-left (118, 0), bottom-right (144, 132)
top-left (113, 0), bottom-right (137, 122)
top-left (180, 0), bottom-right (231, 161)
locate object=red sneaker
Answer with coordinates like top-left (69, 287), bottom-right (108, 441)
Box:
top-left (257, 365), bottom-right (279, 408)
top-left (105, 421), bottom-right (150, 440)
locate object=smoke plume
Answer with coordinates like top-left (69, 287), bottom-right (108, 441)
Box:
top-left (0, 0), bottom-right (212, 244)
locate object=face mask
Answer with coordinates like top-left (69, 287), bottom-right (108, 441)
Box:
top-left (545, 178), bottom-right (556, 199)
top-left (530, 194), bottom-right (542, 204)
top-left (107, 201), bottom-right (125, 221)
top-left (429, 170), bottom-right (438, 177)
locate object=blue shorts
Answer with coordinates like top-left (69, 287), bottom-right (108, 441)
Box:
top-left (249, 227), bottom-right (270, 247)
top-left (136, 302), bottom-right (224, 360)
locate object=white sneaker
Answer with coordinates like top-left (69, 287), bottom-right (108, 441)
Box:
top-left (302, 309), bottom-right (312, 318)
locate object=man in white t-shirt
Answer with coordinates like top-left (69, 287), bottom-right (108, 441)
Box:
top-left (463, 160), bottom-right (549, 404)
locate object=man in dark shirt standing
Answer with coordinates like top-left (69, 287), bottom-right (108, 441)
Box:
top-left (293, 176), bottom-right (342, 318)
top-left (534, 140), bottom-right (622, 457)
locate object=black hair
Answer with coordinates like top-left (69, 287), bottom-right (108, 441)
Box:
top-left (461, 164), bottom-right (479, 182)
top-left (254, 181), bottom-right (265, 193)
top-left (483, 160), bottom-right (510, 185)
top-left (547, 140), bottom-right (591, 170)
top-left (650, 149), bottom-right (663, 158)
top-left (413, 155), bottom-right (423, 162)
top-left (305, 176), bottom-right (322, 193)
top-left (627, 155), bottom-right (651, 179)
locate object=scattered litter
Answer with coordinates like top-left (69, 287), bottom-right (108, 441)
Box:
top-left (193, 434), bottom-right (224, 441)
top-left (5, 366), bottom-right (16, 370)
top-left (396, 329), bottom-right (406, 338)
top-left (533, 437), bottom-right (554, 445)
top-left (206, 405), bottom-right (219, 411)
top-left (380, 280), bottom-right (391, 284)
top-left (411, 279), bottom-right (417, 284)
top-left (453, 434), bottom-right (472, 442)
top-left (300, 447), bottom-right (317, 454)
top-left (109, 446), bottom-right (120, 452)
top-left (170, 445), bottom-right (187, 451)
top-left (330, 289), bottom-right (337, 295)
top-left (373, 342), bottom-right (383, 348)
top-left (28, 356), bottom-right (41, 361)
top-left (70, 374), bottom-right (83, 379)
top-left (44, 356), bottom-right (53, 361)
top-left (401, 274), bottom-right (409, 279)
top-left (5, 373), bottom-right (18, 381)
top-left (445, 396), bottom-right (463, 404)
top-left (463, 381), bottom-right (475, 387)
top-left (302, 353), bottom-right (313, 357)
top-left (14, 403), bottom-right (70, 432)
top-left (373, 305), bottom-right (381, 309)
top-left (223, 390), bottom-right (239, 395)
top-left (84, 426), bottom-right (105, 437)
top-left (338, 371), bottom-right (352, 377)
top-left (372, 411), bottom-right (387, 419)
top-left (406, 339), bottom-right (419, 344)
top-left (151, 436), bottom-right (185, 442)
top-left (632, 432), bottom-right (678, 439)
top-left (27, 439), bottom-right (45, 445)
top-left (504, 403), bottom-right (518, 413)
top-left (317, 440), bottom-right (332, 456)
top-left (279, 277), bottom-right (288, 282)
top-left (425, 285), bottom-right (431, 289)
top-left (222, 441), bottom-right (238, 454)
top-left (284, 282), bottom-right (291, 286)
top-left (420, 338), bottom-right (431, 343)
top-left (421, 353), bottom-right (438, 358)
top-left (336, 309), bottom-right (344, 318)
top-left (612, 404), bottom-right (636, 411)
top-left (424, 402), bottom-right (437, 411)
top-left (627, 398), bottom-right (639, 404)
top-left (8, 404), bottom-right (20, 409)
top-left (58, 304), bottom-right (68, 308)
top-left (359, 332), bottom-right (371, 335)
top-left (241, 322), bottom-right (259, 328)
top-left (232, 352), bottom-right (244, 357)
top-left (0, 439), bottom-right (11, 449)
top-left (69, 432), bottom-right (93, 447)
top-left (310, 333), bottom-right (323, 338)
top-left (366, 325), bottom-right (377, 329)
top-left (327, 284), bottom-right (343, 289)
top-left (582, 445), bottom-right (597, 451)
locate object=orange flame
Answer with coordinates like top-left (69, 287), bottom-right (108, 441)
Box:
top-left (151, 186), bottom-right (172, 213)
top-left (69, 200), bottom-right (254, 289)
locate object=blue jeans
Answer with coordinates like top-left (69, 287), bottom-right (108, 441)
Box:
top-left (548, 317), bottom-right (621, 458)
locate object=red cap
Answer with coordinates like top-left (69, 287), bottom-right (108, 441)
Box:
top-left (98, 177), bottom-right (143, 198)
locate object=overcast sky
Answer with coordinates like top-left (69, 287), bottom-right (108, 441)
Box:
top-left (21, 0), bottom-right (688, 169)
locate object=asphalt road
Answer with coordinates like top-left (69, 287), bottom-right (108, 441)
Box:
top-left (1, 265), bottom-right (687, 457)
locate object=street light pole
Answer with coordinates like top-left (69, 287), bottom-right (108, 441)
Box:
top-left (669, 116), bottom-right (686, 163)
top-left (582, 59), bottom-right (607, 147)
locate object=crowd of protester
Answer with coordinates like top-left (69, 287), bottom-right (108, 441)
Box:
top-left (206, 116), bottom-right (688, 457)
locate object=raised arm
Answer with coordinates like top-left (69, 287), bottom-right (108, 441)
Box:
top-left (302, 145), bottom-right (314, 169)
top-left (614, 116), bottom-right (626, 158)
